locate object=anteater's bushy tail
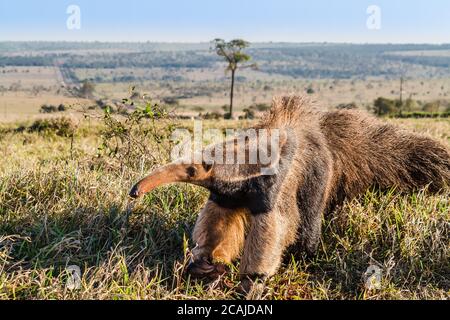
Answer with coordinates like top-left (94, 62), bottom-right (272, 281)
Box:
top-left (321, 109), bottom-right (450, 196)
top-left (400, 133), bottom-right (450, 192)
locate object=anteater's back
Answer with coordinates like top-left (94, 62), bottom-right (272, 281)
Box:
top-left (260, 96), bottom-right (449, 210)
top-left (320, 110), bottom-right (450, 208)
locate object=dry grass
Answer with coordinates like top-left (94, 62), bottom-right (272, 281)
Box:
top-left (0, 117), bottom-right (448, 300)
top-left (0, 92), bottom-right (92, 122)
top-left (1, 64), bottom-right (449, 120)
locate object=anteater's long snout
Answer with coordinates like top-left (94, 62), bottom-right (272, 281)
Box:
top-left (128, 163), bottom-right (187, 199)
top-left (128, 162), bottom-right (212, 199)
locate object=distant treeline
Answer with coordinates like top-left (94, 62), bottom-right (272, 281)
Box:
top-left (250, 44), bottom-right (450, 79)
top-left (1, 42), bottom-right (450, 79)
top-left (0, 41), bottom-right (210, 52)
top-left (1, 41), bottom-right (449, 53)
top-left (370, 96), bottom-right (450, 118)
top-left (0, 51), bottom-right (215, 69)
top-left (390, 111), bottom-right (450, 119)
top-left (0, 55), bottom-right (55, 66)
top-left (384, 55), bottom-right (450, 68)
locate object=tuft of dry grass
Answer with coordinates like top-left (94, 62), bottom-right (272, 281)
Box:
top-left (0, 117), bottom-right (448, 300)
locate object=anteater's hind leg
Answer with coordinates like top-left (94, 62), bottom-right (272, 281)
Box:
top-left (187, 201), bottom-right (249, 279)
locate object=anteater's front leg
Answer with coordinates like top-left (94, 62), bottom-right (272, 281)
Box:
top-left (188, 201), bottom-right (249, 279)
top-left (239, 210), bottom-right (290, 291)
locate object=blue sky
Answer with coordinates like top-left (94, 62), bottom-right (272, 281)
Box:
top-left (0, 0), bottom-right (449, 43)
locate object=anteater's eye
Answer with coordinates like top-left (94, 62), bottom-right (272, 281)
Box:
top-left (186, 166), bottom-right (197, 177)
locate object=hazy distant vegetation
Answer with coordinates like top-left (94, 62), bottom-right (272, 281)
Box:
top-left (2, 42), bottom-right (450, 79)
top-left (1, 41), bottom-right (449, 120)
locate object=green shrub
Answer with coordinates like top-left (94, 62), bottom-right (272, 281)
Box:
top-left (162, 97), bottom-right (179, 106)
top-left (97, 98), bottom-right (173, 171)
top-left (28, 117), bottom-right (76, 137)
top-left (336, 102), bottom-right (357, 110)
top-left (422, 101), bottom-right (440, 113)
top-left (373, 97), bottom-right (399, 116)
top-left (306, 87), bottom-right (315, 94)
top-left (200, 111), bottom-right (223, 120)
top-left (40, 104), bottom-right (58, 113)
top-left (240, 106), bottom-right (256, 120)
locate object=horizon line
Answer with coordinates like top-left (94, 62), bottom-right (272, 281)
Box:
top-left (1, 40), bottom-right (450, 46)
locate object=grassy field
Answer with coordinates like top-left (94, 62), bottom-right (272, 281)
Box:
top-left (1, 64), bottom-right (450, 120)
top-left (0, 113), bottom-right (448, 300)
top-left (79, 67), bottom-right (450, 112)
top-left (0, 66), bottom-right (91, 121)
